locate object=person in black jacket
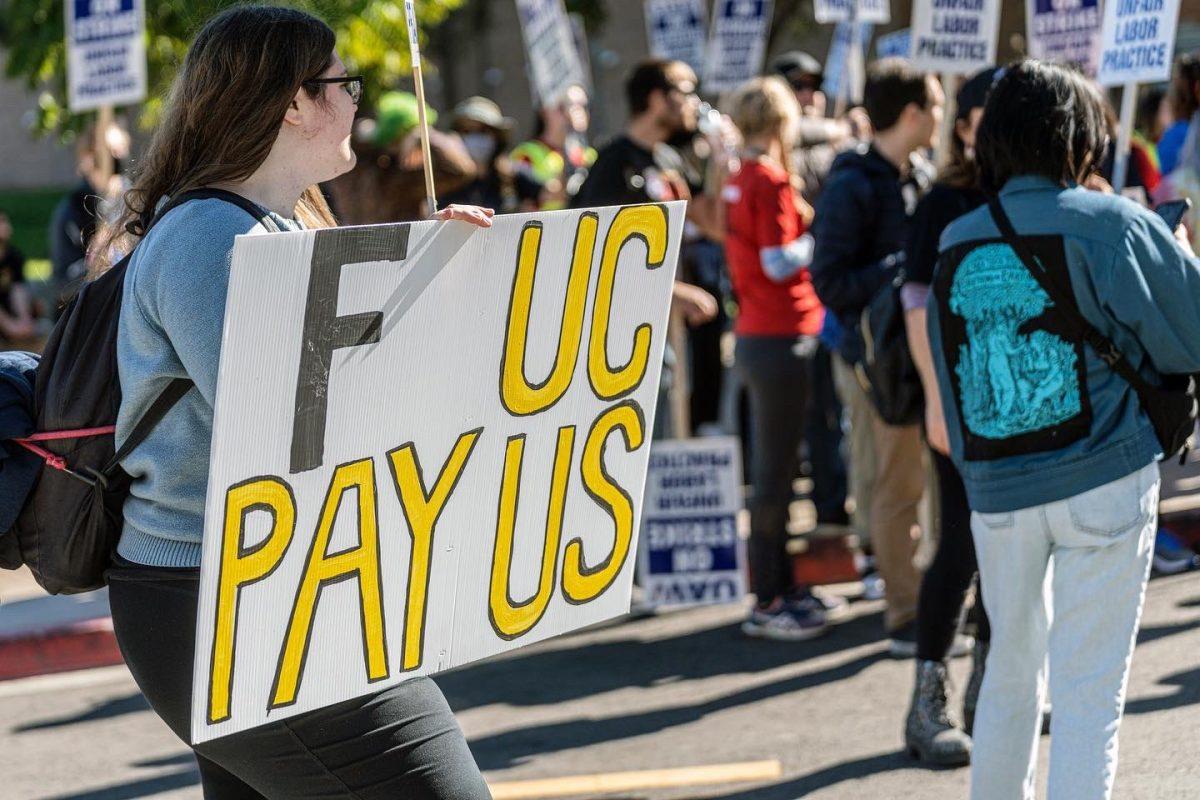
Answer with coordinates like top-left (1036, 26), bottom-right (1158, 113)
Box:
top-left (809, 58), bottom-right (941, 655)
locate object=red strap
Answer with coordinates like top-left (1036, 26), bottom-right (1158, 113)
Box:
top-left (11, 438), bottom-right (68, 472)
top-left (8, 426), bottom-right (116, 473)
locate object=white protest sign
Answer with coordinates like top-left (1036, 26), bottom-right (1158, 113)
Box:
top-left (515, 0), bottom-right (589, 104)
top-left (823, 21), bottom-right (875, 101)
top-left (909, 0), bottom-right (1001, 75)
top-left (815, 0), bottom-right (891, 25)
top-left (1096, 0), bottom-right (1181, 87)
top-left (876, 27), bottom-right (912, 58)
top-left (637, 438), bottom-right (746, 608)
top-left (190, 203), bottom-right (685, 743)
top-left (1026, 0), bottom-right (1103, 76)
top-left (645, 0), bottom-right (708, 73)
top-left (703, 0), bottom-right (775, 93)
top-left (65, 0), bottom-right (147, 112)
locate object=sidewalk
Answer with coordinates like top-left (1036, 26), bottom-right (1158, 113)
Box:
top-left (0, 567), bottom-right (122, 681)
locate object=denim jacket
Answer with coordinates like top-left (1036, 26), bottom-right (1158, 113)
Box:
top-left (928, 176), bottom-right (1200, 513)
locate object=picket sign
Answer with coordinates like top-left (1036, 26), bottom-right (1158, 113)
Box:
top-left (703, 0), bottom-right (775, 94)
top-left (824, 20), bottom-right (874, 112)
top-left (1096, 0), bottom-right (1182, 193)
top-left (636, 437), bottom-right (747, 609)
top-left (645, 0), bottom-right (707, 74)
top-left (1025, 0), bottom-right (1103, 77)
top-left (515, 0), bottom-right (589, 106)
top-left (65, 0), bottom-right (147, 113)
top-left (814, 0), bottom-right (890, 25)
top-left (875, 27), bottom-right (912, 59)
top-left (190, 202), bottom-right (686, 743)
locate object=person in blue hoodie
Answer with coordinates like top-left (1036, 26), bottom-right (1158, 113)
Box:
top-left (927, 61), bottom-right (1200, 800)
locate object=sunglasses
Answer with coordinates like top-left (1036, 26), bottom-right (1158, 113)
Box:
top-left (303, 75), bottom-right (364, 105)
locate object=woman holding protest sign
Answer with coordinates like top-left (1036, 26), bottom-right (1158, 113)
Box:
top-left (102, 6), bottom-right (493, 798)
top-left (928, 60), bottom-right (1200, 800)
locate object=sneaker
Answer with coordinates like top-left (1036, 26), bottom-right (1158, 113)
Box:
top-left (861, 568), bottom-right (886, 601)
top-left (888, 623), bottom-right (974, 659)
top-left (1152, 528), bottom-right (1200, 575)
top-left (806, 589), bottom-right (851, 622)
top-left (742, 598), bottom-right (829, 641)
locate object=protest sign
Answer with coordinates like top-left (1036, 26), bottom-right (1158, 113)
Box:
top-left (909, 0), bottom-right (1001, 76)
top-left (645, 0), bottom-right (707, 73)
top-left (190, 203), bottom-right (685, 743)
top-left (875, 27), bottom-right (912, 59)
top-left (637, 438), bottom-right (746, 608)
top-left (814, 0), bottom-right (891, 25)
top-left (703, 0), bottom-right (775, 93)
top-left (515, 0), bottom-right (589, 105)
top-left (1096, 0), bottom-right (1181, 87)
top-left (65, 0), bottom-right (147, 112)
top-left (1025, 0), bottom-right (1103, 76)
top-left (823, 20), bottom-right (875, 102)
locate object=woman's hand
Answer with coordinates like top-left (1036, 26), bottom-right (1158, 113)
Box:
top-left (671, 281), bottom-right (719, 326)
top-left (432, 204), bottom-right (495, 228)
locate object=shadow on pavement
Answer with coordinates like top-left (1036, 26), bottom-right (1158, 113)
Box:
top-left (456, 611), bottom-right (889, 771)
top-left (39, 768), bottom-right (199, 800)
top-left (1136, 619), bottom-right (1200, 646)
top-left (441, 605), bottom-right (888, 714)
top-left (15, 692), bottom-right (149, 733)
top-left (1125, 666), bottom-right (1200, 716)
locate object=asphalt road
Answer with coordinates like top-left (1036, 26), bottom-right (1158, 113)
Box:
top-left (3, 570), bottom-right (1198, 800)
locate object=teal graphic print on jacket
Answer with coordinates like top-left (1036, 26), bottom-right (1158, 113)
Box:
top-left (949, 243), bottom-right (1080, 440)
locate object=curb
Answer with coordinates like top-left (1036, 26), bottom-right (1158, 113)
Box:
top-left (0, 616), bottom-right (123, 681)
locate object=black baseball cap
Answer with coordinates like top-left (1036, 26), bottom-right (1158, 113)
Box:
top-left (956, 66), bottom-right (1004, 121)
top-left (772, 51), bottom-right (824, 86)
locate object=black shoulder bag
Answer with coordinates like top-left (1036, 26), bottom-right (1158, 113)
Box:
top-left (988, 197), bottom-right (1197, 462)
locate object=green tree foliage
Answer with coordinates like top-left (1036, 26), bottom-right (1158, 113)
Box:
top-left (0, 0), bottom-right (467, 136)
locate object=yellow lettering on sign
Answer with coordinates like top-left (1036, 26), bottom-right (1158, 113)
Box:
top-left (386, 428), bottom-right (482, 671)
top-left (500, 214), bottom-right (598, 416)
top-left (588, 205), bottom-right (668, 400)
top-left (489, 427), bottom-right (576, 639)
top-left (563, 401), bottom-right (645, 603)
top-left (271, 458), bottom-right (388, 708)
top-left (208, 477), bottom-right (296, 725)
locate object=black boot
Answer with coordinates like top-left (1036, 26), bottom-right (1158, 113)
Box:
top-left (905, 660), bottom-right (972, 767)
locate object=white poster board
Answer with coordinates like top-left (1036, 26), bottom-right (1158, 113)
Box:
top-left (823, 21), bottom-right (875, 101)
top-left (637, 438), bottom-right (747, 608)
top-left (645, 0), bottom-right (708, 73)
top-left (515, 0), bottom-right (589, 104)
top-left (814, 0), bottom-right (891, 25)
top-left (65, 0), bottom-right (147, 112)
top-left (191, 203), bottom-right (685, 743)
top-left (1096, 0), bottom-right (1181, 87)
top-left (1025, 0), bottom-right (1103, 77)
top-left (703, 0), bottom-right (775, 93)
top-left (876, 27), bottom-right (912, 59)
top-left (909, 0), bottom-right (1001, 76)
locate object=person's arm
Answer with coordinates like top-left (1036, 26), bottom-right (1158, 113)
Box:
top-left (752, 169), bottom-right (812, 283)
top-left (1103, 213), bottom-right (1200, 375)
top-left (808, 171), bottom-right (897, 316)
top-left (904, 298), bottom-right (947, 453)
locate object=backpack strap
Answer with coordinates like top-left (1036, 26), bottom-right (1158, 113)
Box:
top-left (107, 189), bottom-right (281, 472)
top-left (986, 196), bottom-right (1153, 394)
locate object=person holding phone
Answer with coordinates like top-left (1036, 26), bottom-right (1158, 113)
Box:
top-left (104, 7), bottom-right (493, 798)
top-left (927, 61), bottom-right (1200, 800)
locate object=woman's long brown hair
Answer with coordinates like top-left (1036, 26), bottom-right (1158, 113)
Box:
top-left (100, 5), bottom-right (338, 267)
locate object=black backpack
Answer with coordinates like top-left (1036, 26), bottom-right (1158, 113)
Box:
top-left (0, 189), bottom-right (276, 594)
top-left (858, 268), bottom-right (924, 426)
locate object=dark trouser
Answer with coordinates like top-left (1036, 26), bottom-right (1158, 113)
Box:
top-left (735, 334), bottom-right (816, 604)
top-left (915, 450), bottom-right (991, 661)
top-left (106, 558), bottom-right (492, 800)
top-left (804, 342), bottom-right (849, 526)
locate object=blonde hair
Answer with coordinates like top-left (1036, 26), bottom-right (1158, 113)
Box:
top-left (724, 76), bottom-right (800, 144)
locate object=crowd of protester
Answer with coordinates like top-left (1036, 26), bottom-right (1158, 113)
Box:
top-left (4, 8), bottom-right (1200, 796)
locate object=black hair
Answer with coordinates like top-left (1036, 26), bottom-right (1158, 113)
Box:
top-left (1171, 53), bottom-right (1200, 121)
top-left (975, 60), bottom-right (1109, 194)
top-left (626, 59), bottom-right (679, 116)
top-left (862, 57), bottom-right (933, 132)
top-left (1136, 85), bottom-right (1166, 137)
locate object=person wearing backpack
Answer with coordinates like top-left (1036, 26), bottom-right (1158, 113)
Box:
top-left (809, 58), bottom-right (941, 655)
top-left (927, 61), bottom-right (1200, 800)
top-left (97, 7), bottom-right (493, 799)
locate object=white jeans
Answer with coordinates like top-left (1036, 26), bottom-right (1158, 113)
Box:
top-left (969, 461), bottom-right (1159, 800)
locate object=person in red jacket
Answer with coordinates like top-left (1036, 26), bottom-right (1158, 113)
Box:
top-left (723, 76), bottom-right (835, 640)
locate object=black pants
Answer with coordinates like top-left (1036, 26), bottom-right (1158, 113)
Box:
top-left (915, 450), bottom-right (992, 661)
top-left (106, 558), bottom-right (492, 800)
top-left (735, 335), bottom-right (816, 604)
top-left (804, 342), bottom-right (849, 526)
